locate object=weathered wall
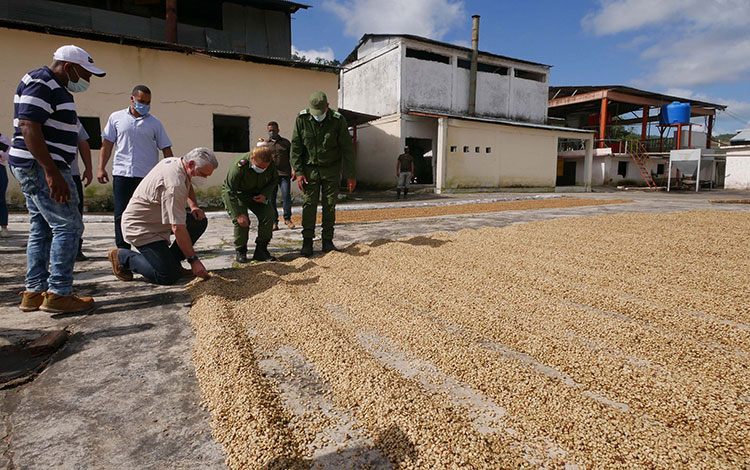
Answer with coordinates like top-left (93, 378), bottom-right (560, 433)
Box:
top-left (511, 76), bottom-right (548, 123)
top-left (444, 119), bottom-right (558, 188)
top-left (340, 45), bottom-right (400, 117)
top-left (402, 56), bottom-right (453, 113)
top-left (722, 151), bottom-right (750, 189)
top-left (342, 37), bottom-right (549, 124)
top-left (0, 27), bottom-right (338, 199)
top-left (354, 114), bottom-right (402, 186)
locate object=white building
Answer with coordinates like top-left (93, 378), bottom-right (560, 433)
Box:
top-left (339, 34), bottom-right (593, 192)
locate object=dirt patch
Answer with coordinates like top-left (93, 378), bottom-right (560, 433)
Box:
top-left (188, 210), bottom-right (749, 469)
top-left (290, 197), bottom-right (631, 225)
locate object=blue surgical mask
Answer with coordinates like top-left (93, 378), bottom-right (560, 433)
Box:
top-left (313, 112), bottom-right (326, 122)
top-left (132, 100), bottom-right (150, 116)
top-left (251, 164), bottom-right (266, 174)
top-left (66, 72), bottom-right (89, 93)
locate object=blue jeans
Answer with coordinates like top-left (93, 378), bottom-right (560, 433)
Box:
top-left (271, 175), bottom-right (292, 222)
top-left (11, 162), bottom-right (83, 296)
top-left (118, 211), bottom-right (208, 285)
top-left (113, 176), bottom-right (143, 249)
top-left (0, 165), bottom-right (8, 226)
top-left (73, 175), bottom-right (84, 252)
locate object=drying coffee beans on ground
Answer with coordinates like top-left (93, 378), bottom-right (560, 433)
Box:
top-left (189, 210), bottom-right (749, 469)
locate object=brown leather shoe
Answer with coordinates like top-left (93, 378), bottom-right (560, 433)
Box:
top-left (108, 249), bottom-right (133, 281)
top-left (40, 292), bottom-right (96, 314)
top-left (284, 219), bottom-right (296, 229)
top-left (19, 291), bottom-right (44, 312)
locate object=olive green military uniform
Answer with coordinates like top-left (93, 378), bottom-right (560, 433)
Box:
top-left (290, 108), bottom-right (355, 240)
top-left (221, 154), bottom-right (278, 253)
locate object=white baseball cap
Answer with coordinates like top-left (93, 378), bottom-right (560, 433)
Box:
top-left (53, 45), bottom-right (106, 77)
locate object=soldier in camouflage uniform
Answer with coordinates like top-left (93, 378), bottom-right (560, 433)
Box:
top-left (221, 144), bottom-right (278, 263)
top-left (290, 91), bottom-right (355, 257)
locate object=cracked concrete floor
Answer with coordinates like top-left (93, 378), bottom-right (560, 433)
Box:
top-left (1, 189), bottom-right (749, 469)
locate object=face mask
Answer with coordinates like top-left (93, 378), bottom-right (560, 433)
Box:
top-left (251, 164), bottom-right (267, 174)
top-left (313, 113), bottom-right (326, 122)
top-left (66, 70), bottom-right (89, 93)
top-left (132, 100), bottom-right (151, 116)
top-left (268, 131), bottom-right (278, 139)
top-left (191, 175), bottom-right (207, 187)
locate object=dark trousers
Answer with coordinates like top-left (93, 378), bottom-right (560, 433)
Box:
top-left (271, 175), bottom-right (292, 222)
top-left (0, 165), bottom-right (8, 227)
top-left (118, 211), bottom-right (208, 285)
top-left (72, 175), bottom-right (84, 252)
top-left (113, 176), bottom-right (143, 249)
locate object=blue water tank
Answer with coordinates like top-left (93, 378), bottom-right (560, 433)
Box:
top-left (659, 101), bottom-right (691, 125)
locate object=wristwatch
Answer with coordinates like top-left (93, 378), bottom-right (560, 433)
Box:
top-left (187, 255), bottom-right (199, 264)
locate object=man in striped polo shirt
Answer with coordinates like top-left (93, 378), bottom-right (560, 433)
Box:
top-left (9, 45), bottom-right (105, 314)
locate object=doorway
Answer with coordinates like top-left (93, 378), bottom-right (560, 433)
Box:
top-left (405, 138), bottom-right (434, 184)
top-left (556, 160), bottom-right (577, 186)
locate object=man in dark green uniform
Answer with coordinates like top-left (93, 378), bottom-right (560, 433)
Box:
top-left (290, 91), bottom-right (356, 257)
top-left (221, 144), bottom-right (278, 263)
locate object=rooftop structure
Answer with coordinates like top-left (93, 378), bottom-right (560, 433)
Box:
top-left (340, 33), bottom-right (551, 124)
top-left (0, 0), bottom-right (310, 58)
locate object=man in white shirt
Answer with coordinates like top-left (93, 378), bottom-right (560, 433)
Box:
top-left (97, 84), bottom-right (173, 249)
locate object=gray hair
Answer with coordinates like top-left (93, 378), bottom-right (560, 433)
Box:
top-left (182, 147), bottom-right (218, 169)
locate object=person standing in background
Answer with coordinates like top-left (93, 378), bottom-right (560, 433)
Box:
top-left (396, 146), bottom-right (414, 200)
top-left (71, 120), bottom-right (93, 259)
top-left (266, 121), bottom-right (295, 231)
top-left (0, 131), bottom-right (11, 238)
top-left (97, 85), bottom-right (173, 249)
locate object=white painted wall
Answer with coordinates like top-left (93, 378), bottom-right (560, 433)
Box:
top-left (341, 36), bottom-right (549, 124)
top-left (339, 45), bottom-right (400, 117)
top-left (724, 150), bottom-right (750, 189)
top-left (444, 119), bottom-right (558, 188)
top-left (354, 114), bottom-right (403, 186)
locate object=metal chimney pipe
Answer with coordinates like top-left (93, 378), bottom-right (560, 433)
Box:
top-left (166, 0), bottom-right (178, 43)
top-left (468, 14), bottom-right (480, 115)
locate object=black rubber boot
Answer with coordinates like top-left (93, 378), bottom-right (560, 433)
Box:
top-left (235, 250), bottom-right (249, 263)
top-left (252, 241), bottom-right (277, 261)
top-left (301, 237), bottom-right (313, 257)
top-left (403, 188), bottom-right (408, 199)
top-left (322, 239), bottom-right (338, 253)
top-left (396, 189), bottom-right (401, 199)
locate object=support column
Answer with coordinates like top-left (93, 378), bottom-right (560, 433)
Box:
top-left (166, 0), bottom-right (177, 43)
top-left (584, 136), bottom-right (594, 192)
top-left (598, 97), bottom-right (608, 148)
top-left (435, 117), bottom-right (448, 194)
top-left (707, 115), bottom-right (714, 149)
top-left (641, 106), bottom-right (649, 142)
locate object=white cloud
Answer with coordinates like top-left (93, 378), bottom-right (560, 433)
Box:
top-left (291, 45), bottom-right (335, 62)
top-left (663, 88), bottom-right (750, 134)
top-left (322, 0), bottom-right (466, 40)
top-left (584, 0), bottom-right (750, 87)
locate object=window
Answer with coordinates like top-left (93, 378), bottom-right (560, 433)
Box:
top-left (78, 117), bottom-right (102, 150)
top-left (617, 161), bottom-right (628, 177)
top-left (213, 115), bottom-right (250, 153)
top-left (463, 146), bottom-right (469, 153)
top-left (475, 147), bottom-right (480, 153)
top-left (486, 147), bottom-right (491, 153)
top-left (514, 69), bottom-right (546, 83)
top-left (657, 164), bottom-right (665, 174)
top-left (450, 146), bottom-right (457, 152)
top-left (405, 48), bottom-right (450, 65)
top-left (457, 59), bottom-right (508, 75)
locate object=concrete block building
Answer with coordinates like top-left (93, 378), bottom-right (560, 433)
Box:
top-left (339, 33), bottom-right (593, 192)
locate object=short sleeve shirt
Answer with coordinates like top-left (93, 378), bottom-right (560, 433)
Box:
top-left (101, 108), bottom-right (172, 178)
top-left (9, 66), bottom-right (78, 168)
top-left (121, 157), bottom-right (190, 247)
top-left (398, 153), bottom-right (413, 173)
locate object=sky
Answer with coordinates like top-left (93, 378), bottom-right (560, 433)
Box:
top-left (289, 0), bottom-right (750, 135)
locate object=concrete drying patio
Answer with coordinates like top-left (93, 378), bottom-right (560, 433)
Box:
top-left (1, 189), bottom-right (749, 469)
